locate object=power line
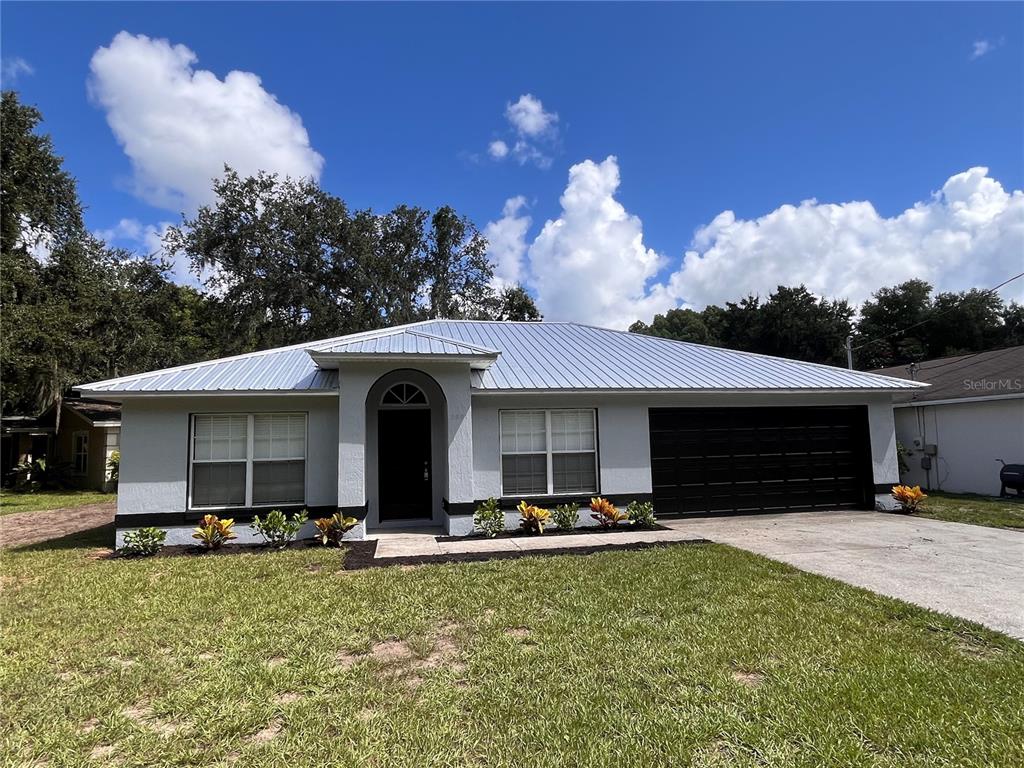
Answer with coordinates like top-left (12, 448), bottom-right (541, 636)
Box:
top-left (851, 271), bottom-right (1024, 352)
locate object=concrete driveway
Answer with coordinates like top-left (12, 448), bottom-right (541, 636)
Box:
top-left (663, 510), bottom-right (1024, 640)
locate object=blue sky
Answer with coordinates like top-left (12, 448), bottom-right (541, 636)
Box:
top-left (3, 2), bottom-right (1022, 326)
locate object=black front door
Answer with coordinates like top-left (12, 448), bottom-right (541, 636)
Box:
top-left (378, 409), bottom-right (432, 521)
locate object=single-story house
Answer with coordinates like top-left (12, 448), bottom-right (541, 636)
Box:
top-left (872, 346), bottom-right (1024, 496)
top-left (74, 321), bottom-right (924, 545)
top-left (1, 398), bottom-right (121, 491)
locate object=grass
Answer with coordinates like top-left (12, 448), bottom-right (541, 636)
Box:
top-left (914, 490), bottom-right (1024, 530)
top-left (2, 531), bottom-right (1022, 767)
top-left (0, 489), bottom-right (116, 516)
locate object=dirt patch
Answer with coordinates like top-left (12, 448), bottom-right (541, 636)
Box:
top-left (273, 692), bottom-right (302, 705)
top-left (265, 656), bottom-right (287, 668)
top-left (122, 702), bottom-right (181, 736)
top-left (247, 717), bottom-right (283, 745)
top-left (0, 502), bottom-right (116, 549)
top-left (956, 638), bottom-right (1004, 659)
top-left (356, 707), bottom-right (375, 722)
top-left (334, 649), bottom-right (361, 669)
top-left (80, 718), bottom-right (99, 734)
top-left (306, 563), bottom-right (323, 573)
top-left (107, 656), bottom-right (135, 669)
top-left (731, 669), bottom-right (765, 688)
top-left (369, 639), bottom-right (414, 663)
top-left (506, 626), bottom-right (532, 640)
top-left (89, 745), bottom-right (115, 761)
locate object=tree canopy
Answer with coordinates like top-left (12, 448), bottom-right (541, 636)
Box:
top-left (0, 91), bottom-right (540, 417)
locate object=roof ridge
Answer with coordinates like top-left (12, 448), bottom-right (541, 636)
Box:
top-left (564, 322), bottom-right (928, 388)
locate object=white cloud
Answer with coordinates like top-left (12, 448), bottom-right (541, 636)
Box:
top-left (505, 94), bottom-right (558, 138)
top-left (488, 140), bottom-right (509, 160)
top-left (526, 156), bottom-right (670, 329)
top-left (503, 160), bottom-right (1023, 329)
top-left (971, 39), bottom-right (995, 59)
top-left (671, 166), bottom-right (1024, 309)
top-left (88, 31), bottom-right (323, 213)
top-left (96, 217), bottom-right (193, 283)
top-left (486, 93), bottom-right (560, 169)
top-left (484, 196), bottom-right (531, 288)
top-left (1, 57), bottom-right (33, 84)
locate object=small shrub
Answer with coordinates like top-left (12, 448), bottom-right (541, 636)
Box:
top-left (551, 503), bottom-right (579, 531)
top-left (313, 513), bottom-right (358, 546)
top-left (120, 527), bottom-right (166, 556)
top-left (626, 500), bottom-right (657, 529)
top-left (891, 484), bottom-right (927, 513)
top-left (12, 458), bottom-right (73, 492)
top-left (251, 509), bottom-right (308, 549)
top-left (517, 500), bottom-right (551, 534)
top-left (107, 450), bottom-right (121, 484)
top-left (192, 514), bottom-right (237, 550)
top-left (590, 497), bottom-right (629, 529)
top-left (473, 497), bottom-right (505, 538)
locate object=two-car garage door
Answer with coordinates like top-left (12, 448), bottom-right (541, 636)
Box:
top-left (649, 406), bottom-right (873, 517)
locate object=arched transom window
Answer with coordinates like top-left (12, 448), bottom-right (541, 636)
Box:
top-left (381, 382), bottom-right (428, 406)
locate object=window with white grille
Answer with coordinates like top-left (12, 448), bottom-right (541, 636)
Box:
top-left (190, 413), bottom-right (306, 509)
top-left (500, 409), bottom-right (597, 496)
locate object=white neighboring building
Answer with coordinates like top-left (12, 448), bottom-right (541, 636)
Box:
top-left (873, 346), bottom-right (1024, 497)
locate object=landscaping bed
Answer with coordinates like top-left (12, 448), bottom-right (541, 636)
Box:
top-left (436, 522), bottom-right (671, 542)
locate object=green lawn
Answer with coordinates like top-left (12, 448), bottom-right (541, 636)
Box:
top-left (914, 490), bottom-right (1024, 530)
top-left (2, 532), bottom-right (1021, 767)
top-left (0, 490), bottom-right (116, 516)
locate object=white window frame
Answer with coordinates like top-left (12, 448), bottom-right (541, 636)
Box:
top-left (188, 413), bottom-right (308, 510)
top-left (72, 431), bottom-right (89, 476)
top-left (499, 408), bottom-right (598, 497)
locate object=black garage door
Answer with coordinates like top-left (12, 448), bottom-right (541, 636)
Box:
top-left (649, 406), bottom-right (873, 517)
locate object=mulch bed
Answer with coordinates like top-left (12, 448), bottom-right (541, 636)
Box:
top-left (435, 523), bottom-right (670, 542)
top-left (107, 536), bottom-right (709, 570)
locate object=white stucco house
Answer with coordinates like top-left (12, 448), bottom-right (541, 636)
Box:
top-left (872, 346), bottom-right (1024, 496)
top-left (74, 321), bottom-right (924, 545)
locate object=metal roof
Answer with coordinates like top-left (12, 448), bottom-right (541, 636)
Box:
top-left (310, 329), bottom-right (499, 358)
top-left (76, 320), bottom-right (924, 395)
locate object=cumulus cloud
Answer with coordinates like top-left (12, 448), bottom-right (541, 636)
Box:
top-left (488, 140), bottom-right (509, 160)
top-left (1, 57), bottom-right (33, 84)
top-left (485, 93), bottom-right (560, 169)
top-left (526, 156), bottom-right (670, 329)
top-left (88, 31), bottom-right (323, 212)
top-left (671, 166), bottom-right (1024, 309)
top-left (484, 196), bottom-right (531, 288)
top-left (505, 94), bottom-right (558, 138)
top-left (499, 160), bottom-right (1023, 328)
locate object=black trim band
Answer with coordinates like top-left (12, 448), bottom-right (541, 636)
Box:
top-left (480, 493), bottom-right (652, 510)
top-left (117, 505), bottom-right (347, 528)
top-left (873, 484), bottom-right (897, 494)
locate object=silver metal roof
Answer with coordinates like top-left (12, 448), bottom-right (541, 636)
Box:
top-left (76, 320), bottom-right (925, 394)
top-left (310, 329), bottom-right (498, 357)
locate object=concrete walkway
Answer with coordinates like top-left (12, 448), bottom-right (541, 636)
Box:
top-left (371, 527), bottom-right (703, 559)
top-left (662, 510), bottom-right (1024, 640)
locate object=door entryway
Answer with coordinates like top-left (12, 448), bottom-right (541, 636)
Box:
top-left (377, 408), bottom-right (432, 521)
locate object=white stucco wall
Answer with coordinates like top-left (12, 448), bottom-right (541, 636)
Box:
top-left (894, 397), bottom-right (1024, 496)
top-left (471, 390), bottom-right (900, 507)
top-left (118, 394), bottom-right (339, 517)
